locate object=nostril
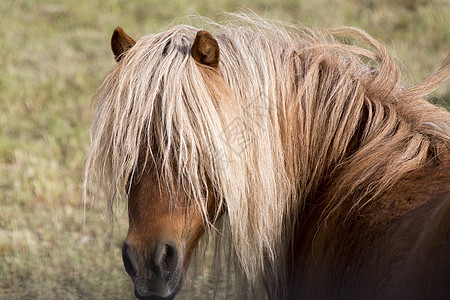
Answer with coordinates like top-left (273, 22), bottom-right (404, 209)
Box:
top-left (122, 241), bottom-right (136, 278)
top-left (156, 242), bottom-right (178, 281)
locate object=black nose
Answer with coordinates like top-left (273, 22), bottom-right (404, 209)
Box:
top-left (122, 240), bottom-right (179, 281)
top-left (154, 241), bottom-right (178, 281)
top-left (122, 241), bottom-right (136, 277)
top-left (122, 240), bottom-right (182, 299)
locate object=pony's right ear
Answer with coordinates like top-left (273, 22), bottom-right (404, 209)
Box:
top-left (111, 27), bottom-right (136, 62)
top-left (191, 30), bottom-right (220, 68)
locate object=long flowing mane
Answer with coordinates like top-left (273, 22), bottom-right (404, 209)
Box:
top-left (84, 13), bottom-right (450, 298)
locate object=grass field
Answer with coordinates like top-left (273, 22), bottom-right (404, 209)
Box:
top-left (1, 0), bottom-right (449, 299)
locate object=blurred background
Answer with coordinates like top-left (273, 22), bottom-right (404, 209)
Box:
top-left (0, 0), bottom-right (448, 299)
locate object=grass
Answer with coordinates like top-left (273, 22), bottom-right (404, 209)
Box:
top-left (0, 0), bottom-right (448, 299)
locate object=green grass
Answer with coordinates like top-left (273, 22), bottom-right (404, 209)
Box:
top-left (1, 0), bottom-right (448, 299)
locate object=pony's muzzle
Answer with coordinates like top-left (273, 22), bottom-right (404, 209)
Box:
top-left (122, 240), bottom-right (183, 300)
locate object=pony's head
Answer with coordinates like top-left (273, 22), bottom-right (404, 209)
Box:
top-left (110, 27), bottom-right (222, 299)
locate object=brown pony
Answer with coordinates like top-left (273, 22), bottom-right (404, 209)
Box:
top-left (84, 14), bottom-right (450, 299)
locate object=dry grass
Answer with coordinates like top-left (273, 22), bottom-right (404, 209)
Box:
top-left (1, 0), bottom-right (448, 299)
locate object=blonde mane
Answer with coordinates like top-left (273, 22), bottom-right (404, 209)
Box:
top-left (84, 13), bottom-right (450, 297)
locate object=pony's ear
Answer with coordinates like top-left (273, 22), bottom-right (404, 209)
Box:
top-left (111, 27), bottom-right (136, 62)
top-left (191, 30), bottom-right (220, 68)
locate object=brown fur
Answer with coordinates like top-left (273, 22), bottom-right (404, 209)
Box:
top-left (126, 159), bottom-right (204, 270)
top-left (291, 152), bottom-right (450, 299)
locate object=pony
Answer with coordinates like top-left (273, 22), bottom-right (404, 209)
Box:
top-left (84, 14), bottom-right (450, 299)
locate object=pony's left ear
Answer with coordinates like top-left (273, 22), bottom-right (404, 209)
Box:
top-left (191, 30), bottom-right (220, 68)
top-left (111, 27), bottom-right (136, 62)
